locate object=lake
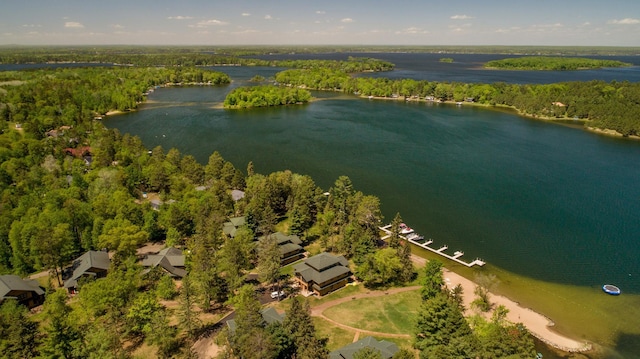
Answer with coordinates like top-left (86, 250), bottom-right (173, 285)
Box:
top-left (105, 55), bottom-right (640, 357)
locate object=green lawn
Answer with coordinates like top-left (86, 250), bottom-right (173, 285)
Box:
top-left (313, 317), bottom-right (355, 351)
top-left (322, 290), bottom-right (422, 335)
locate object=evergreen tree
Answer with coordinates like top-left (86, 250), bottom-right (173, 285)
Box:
top-left (421, 259), bottom-right (444, 300)
top-left (257, 233), bottom-right (283, 289)
top-left (283, 297), bottom-right (329, 359)
top-left (41, 289), bottom-right (82, 359)
top-left (178, 274), bottom-right (201, 342)
top-left (0, 299), bottom-right (41, 359)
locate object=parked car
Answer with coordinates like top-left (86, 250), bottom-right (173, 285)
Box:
top-left (270, 290), bottom-right (285, 299)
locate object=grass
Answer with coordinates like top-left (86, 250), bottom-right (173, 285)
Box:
top-left (313, 317), bottom-right (355, 351)
top-left (322, 290), bottom-right (421, 335)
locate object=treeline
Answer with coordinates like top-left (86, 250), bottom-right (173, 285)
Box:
top-left (0, 48), bottom-right (393, 73)
top-left (0, 67), bottom-right (229, 137)
top-left (223, 85), bottom-right (312, 109)
top-left (275, 68), bottom-right (640, 136)
top-left (485, 56), bottom-right (632, 70)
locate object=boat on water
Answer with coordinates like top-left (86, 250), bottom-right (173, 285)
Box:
top-left (602, 284), bottom-right (621, 295)
top-left (399, 223), bottom-right (414, 234)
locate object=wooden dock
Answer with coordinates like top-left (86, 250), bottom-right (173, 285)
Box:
top-left (379, 224), bottom-right (485, 268)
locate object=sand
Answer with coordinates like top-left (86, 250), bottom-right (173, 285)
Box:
top-left (442, 267), bottom-right (592, 352)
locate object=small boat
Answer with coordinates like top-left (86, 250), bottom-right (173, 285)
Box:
top-left (602, 284), bottom-right (621, 295)
top-left (399, 223), bottom-right (414, 234)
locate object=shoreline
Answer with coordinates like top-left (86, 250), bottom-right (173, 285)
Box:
top-left (442, 267), bottom-right (592, 353)
top-left (410, 255), bottom-right (592, 354)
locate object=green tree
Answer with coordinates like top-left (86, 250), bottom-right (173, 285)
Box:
top-left (283, 297), bottom-right (329, 359)
top-left (420, 259), bottom-right (444, 300)
top-left (41, 289), bottom-right (82, 359)
top-left (0, 299), bottom-right (41, 359)
top-left (257, 233), bottom-right (283, 289)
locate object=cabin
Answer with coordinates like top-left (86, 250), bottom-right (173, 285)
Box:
top-left (141, 247), bottom-right (187, 278)
top-left (293, 252), bottom-right (351, 296)
top-left (329, 336), bottom-right (399, 359)
top-left (0, 275), bottom-right (45, 309)
top-left (258, 232), bottom-right (305, 265)
top-left (223, 216), bottom-right (246, 238)
top-left (226, 307), bottom-right (284, 335)
top-left (63, 250), bottom-right (111, 293)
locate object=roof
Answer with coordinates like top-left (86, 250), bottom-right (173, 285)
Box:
top-left (63, 251), bottom-right (110, 288)
top-left (141, 247), bottom-right (186, 278)
top-left (223, 216), bottom-right (246, 238)
top-left (329, 336), bottom-right (399, 359)
top-left (258, 232), bottom-right (302, 246)
top-left (279, 242), bottom-right (304, 256)
top-left (227, 307), bottom-right (285, 334)
top-left (0, 275), bottom-right (45, 298)
top-left (294, 252), bottom-right (350, 285)
top-left (302, 252), bottom-right (348, 272)
top-left (229, 216), bottom-right (246, 227)
top-left (231, 190), bottom-right (245, 201)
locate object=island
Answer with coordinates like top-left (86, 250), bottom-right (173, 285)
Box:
top-left (223, 85), bottom-right (312, 109)
top-left (484, 56), bottom-right (632, 71)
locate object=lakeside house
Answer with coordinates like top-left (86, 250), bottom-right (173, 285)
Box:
top-left (63, 250), bottom-right (111, 293)
top-left (329, 336), bottom-right (399, 359)
top-left (141, 247), bottom-right (187, 278)
top-left (0, 275), bottom-right (45, 309)
top-left (258, 232), bottom-right (305, 265)
top-left (223, 216), bottom-right (246, 238)
top-left (293, 252), bottom-right (351, 296)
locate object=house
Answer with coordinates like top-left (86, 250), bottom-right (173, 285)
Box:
top-left (0, 275), bottom-right (45, 309)
top-left (258, 232), bottom-right (305, 265)
top-left (63, 250), bottom-right (110, 293)
top-left (329, 336), bottom-right (399, 359)
top-left (141, 247), bottom-right (187, 278)
top-left (226, 307), bottom-right (284, 335)
top-left (223, 216), bottom-right (246, 238)
top-left (293, 252), bottom-right (351, 296)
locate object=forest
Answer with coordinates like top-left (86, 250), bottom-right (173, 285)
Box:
top-left (223, 86), bottom-right (312, 109)
top-left (274, 68), bottom-right (640, 136)
top-left (484, 56), bottom-right (632, 70)
top-left (0, 56), bottom-right (540, 358)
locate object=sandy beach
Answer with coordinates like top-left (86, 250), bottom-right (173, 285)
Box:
top-left (441, 267), bottom-right (592, 353)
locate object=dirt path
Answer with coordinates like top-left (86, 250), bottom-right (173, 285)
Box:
top-left (310, 285), bottom-right (421, 339)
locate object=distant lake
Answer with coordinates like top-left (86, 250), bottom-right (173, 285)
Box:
top-left (252, 52), bottom-right (640, 83)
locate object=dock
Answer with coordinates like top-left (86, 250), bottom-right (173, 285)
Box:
top-left (380, 224), bottom-right (485, 268)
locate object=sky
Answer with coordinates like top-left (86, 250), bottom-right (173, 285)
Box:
top-left (1, 0), bottom-right (640, 47)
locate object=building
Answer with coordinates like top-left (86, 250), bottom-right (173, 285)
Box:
top-left (226, 307), bottom-right (285, 335)
top-left (63, 250), bottom-right (110, 293)
top-left (0, 275), bottom-right (45, 309)
top-left (259, 232), bottom-right (305, 265)
top-left (293, 252), bottom-right (351, 296)
top-left (223, 216), bottom-right (246, 238)
top-left (141, 247), bottom-right (187, 278)
top-left (329, 336), bottom-right (399, 359)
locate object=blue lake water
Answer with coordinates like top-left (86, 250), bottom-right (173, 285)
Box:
top-left (105, 59), bottom-right (640, 296)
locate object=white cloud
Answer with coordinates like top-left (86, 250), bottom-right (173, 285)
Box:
top-left (451, 15), bottom-right (474, 20)
top-left (264, 15), bottom-right (272, 20)
top-left (190, 19), bottom-right (228, 28)
top-left (316, 10), bottom-right (326, 15)
top-left (64, 22), bottom-right (84, 29)
top-left (395, 27), bottom-right (428, 35)
top-left (341, 18), bottom-right (354, 23)
top-left (167, 16), bottom-right (193, 20)
top-left (111, 24), bottom-right (125, 29)
top-left (22, 24), bottom-right (42, 28)
top-left (242, 13), bottom-right (251, 17)
top-left (609, 18), bottom-right (640, 25)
